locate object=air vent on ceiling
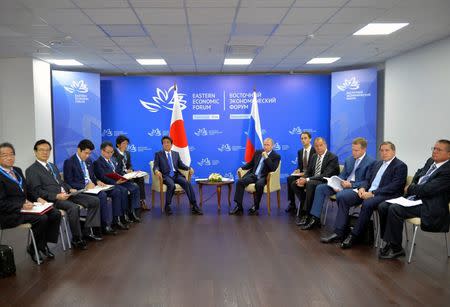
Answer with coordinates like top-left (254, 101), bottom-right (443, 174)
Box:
top-left (225, 44), bottom-right (261, 55)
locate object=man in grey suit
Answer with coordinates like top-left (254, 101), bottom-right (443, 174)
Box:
top-left (26, 139), bottom-right (102, 249)
top-left (153, 136), bottom-right (202, 216)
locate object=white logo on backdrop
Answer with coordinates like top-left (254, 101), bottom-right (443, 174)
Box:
top-left (64, 80), bottom-right (89, 94)
top-left (147, 129), bottom-right (162, 137)
top-left (127, 144), bottom-right (137, 152)
top-left (197, 158), bottom-right (211, 167)
top-left (289, 127), bottom-right (303, 135)
top-left (102, 129), bottom-right (113, 137)
top-left (139, 85), bottom-right (187, 113)
top-left (274, 143), bottom-right (282, 151)
top-left (194, 128), bottom-right (208, 136)
top-left (217, 144), bottom-right (231, 152)
top-left (224, 172), bottom-right (235, 180)
top-left (337, 77), bottom-right (360, 91)
top-left (291, 157), bottom-right (298, 165)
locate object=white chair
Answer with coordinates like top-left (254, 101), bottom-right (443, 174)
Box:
top-left (0, 223), bottom-right (41, 265)
top-left (149, 161), bottom-right (191, 212)
top-left (238, 162), bottom-right (281, 215)
top-left (404, 202), bottom-right (450, 263)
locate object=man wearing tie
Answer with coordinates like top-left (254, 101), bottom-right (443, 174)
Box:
top-left (322, 141), bottom-right (407, 249)
top-left (26, 140), bottom-right (102, 250)
top-left (94, 141), bottom-right (141, 223)
top-left (378, 139), bottom-right (450, 259)
top-left (285, 132), bottom-right (316, 214)
top-left (153, 136), bottom-right (202, 216)
top-left (293, 137), bottom-right (340, 226)
top-left (302, 137), bottom-right (375, 230)
top-left (229, 138), bottom-right (281, 216)
top-left (0, 142), bottom-right (61, 263)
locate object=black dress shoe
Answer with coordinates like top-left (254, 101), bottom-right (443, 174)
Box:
top-left (27, 245), bottom-right (44, 263)
top-left (71, 239), bottom-right (88, 250)
top-left (114, 221), bottom-right (129, 230)
top-left (285, 204), bottom-right (296, 213)
top-left (248, 206), bottom-right (259, 215)
top-left (379, 243), bottom-right (391, 257)
top-left (103, 225), bottom-right (117, 235)
top-left (229, 205), bottom-right (243, 215)
top-left (123, 214), bottom-right (133, 224)
top-left (84, 233), bottom-right (103, 241)
top-left (191, 205), bottom-right (203, 215)
top-left (39, 245), bottom-right (55, 259)
top-left (379, 247), bottom-right (406, 259)
top-left (320, 233), bottom-right (342, 244)
top-left (300, 217), bottom-right (320, 230)
top-left (165, 205), bottom-right (173, 215)
top-left (296, 215), bottom-right (309, 226)
top-left (131, 210), bottom-right (141, 222)
top-left (341, 234), bottom-right (356, 249)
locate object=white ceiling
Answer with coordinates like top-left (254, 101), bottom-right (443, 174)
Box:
top-left (0, 0), bottom-right (449, 74)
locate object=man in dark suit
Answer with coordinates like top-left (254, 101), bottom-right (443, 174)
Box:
top-left (321, 141), bottom-right (407, 249)
top-left (293, 137), bottom-right (340, 226)
top-left (301, 137), bottom-right (375, 230)
top-left (378, 139), bottom-right (450, 259)
top-left (0, 142), bottom-right (61, 263)
top-left (94, 141), bottom-right (141, 223)
top-left (229, 137), bottom-right (281, 216)
top-left (153, 136), bottom-right (202, 215)
top-left (63, 139), bottom-right (124, 235)
top-left (26, 140), bottom-right (102, 249)
top-left (114, 135), bottom-right (149, 211)
top-left (285, 131), bottom-right (316, 214)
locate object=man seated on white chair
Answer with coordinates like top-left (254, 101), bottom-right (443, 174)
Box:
top-left (378, 139), bottom-right (450, 259)
top-left (229, 138), bottom-right (281, 216)
top-left (153, 136), bottom-right (202, 216)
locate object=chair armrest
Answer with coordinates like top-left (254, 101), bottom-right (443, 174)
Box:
top-left (238, 168), bottom-right (249, 179)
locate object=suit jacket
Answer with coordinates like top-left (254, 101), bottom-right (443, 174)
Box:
top-left (407, 158), bottom-right (450, 232)
top-left (113, 149), bottom-right (132, 175)
top-left (296, 147), bottom-right (316, 172)
top-left (153, 150), bottom-right (189, 178)
top-left (25, 161), bottom-right (71, 202)
top-left (242, 150), bottom-right (281, 178)
top-left (361, 157), bottom-right (407, 198)
top-left (63, 154), bottom-right (98, 190)
top-left (304, 150), bottom-right (340, 181)
top-left (0, 167), bottom-right (31, 228)
top-left (93, 156), bottom-right (120, 185)
top-left (338, 154), bottom-right (375, 189)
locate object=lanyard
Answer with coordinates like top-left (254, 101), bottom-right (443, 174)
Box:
top-left (0, 167), bottom-right (24, 191)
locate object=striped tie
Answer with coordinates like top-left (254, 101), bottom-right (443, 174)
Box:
top-left (314, 156), bottom-right (322, 176)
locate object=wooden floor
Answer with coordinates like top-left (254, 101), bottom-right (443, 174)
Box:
top-left (1, 184), bottom-right (449, 306)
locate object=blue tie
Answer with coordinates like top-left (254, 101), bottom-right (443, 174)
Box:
top-left (369, 161), bottom-right (388, 192)
top-left (347, 158), bottom-right (361, 182)
top-left (46, 163), bottom-right (59, 183)
top-left (81, 161), bottom-right (89, 184)
top-left (167, 152), bottom-right (175, 177)
top-left (418, 163), bottom-right (437, 185)
top-left (108, 160), bottom-right (115, 172)
top-left (255, 156), bottom-right (265, 179)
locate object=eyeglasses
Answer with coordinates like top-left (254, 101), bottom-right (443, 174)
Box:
top-left (431, 147), bottom-right (445, 152)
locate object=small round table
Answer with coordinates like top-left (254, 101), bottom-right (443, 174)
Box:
top-left (196, 180), bottom-right (234, 210)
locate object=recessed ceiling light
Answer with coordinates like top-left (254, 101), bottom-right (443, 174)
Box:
top-left (136, 59), bottom-right (167, 65)
top-left (46, 59), bottom-right (83, 66)
top-left (306, 57), bottom-right (341, 64)
top-left (224, 58), bottom-right (253, 65)
top-left (353, 23), bottom-right (409, 35)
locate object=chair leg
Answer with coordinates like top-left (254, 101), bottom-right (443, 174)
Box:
top-left (404, 221), bottom-right (409, 242)
top-left (29, 228), bottom-right (41, 265)
top-left (373, 211), bottom-right (380, 248)
top-left (408, 224), bottom-right (419, 263)
top-left (151, 190), bottom-right (155, 209)
top-left (266, 193), bottom-right (271, 215)
top-left (160, 192), bottom-right (164, 213)
top-left (322, 201), bottom-right (330, 225)
top-left (63, 216), bottom-right (71, 249)
top-left (277, 191), bottom-right (280, 209)
top-left (445, 232), bottom-right (449, 258)
top-left (0, 229), bottom-right (3, 243)
top-left (176, 194), bottom-right (180, 206)
top-left (60, 225), bottom-right (66, 251)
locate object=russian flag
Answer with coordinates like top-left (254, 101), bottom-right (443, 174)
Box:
top-left (169, 84), bottom-right (191, 166)
top-left (244, 90), bottom-right (263, 163)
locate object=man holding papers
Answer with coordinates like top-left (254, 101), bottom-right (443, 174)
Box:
top-left (378, 140), bottom-right (450, 259)
top-left (285, 132), bottom-right (316, 214)
top-left (26, 140), bottom-right (102, 250)
top-left (114, 135), bottom-right (149, 211)
top-left (322, 141), bottom-right (407, 249)
top-left (94, 141), bottom-right (141, 223)
top-left (302, 138), bottom-right (374, 230)
top-left (153, 136), bottom-right (202, 215)
top-left (0, 142), bottom-right (61, 263)
top-left (292, 137), bottom-right (340, 225)
top-left (64, 139), bottom-right (123, 235)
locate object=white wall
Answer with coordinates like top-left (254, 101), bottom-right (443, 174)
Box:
top-left (384, 36), bottom-right (450, 174)
top-left (0, 58), bottom-right (52, 169)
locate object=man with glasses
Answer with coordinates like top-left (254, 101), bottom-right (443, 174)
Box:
top-left (378, 139), bottom-right (450, 259)
top-left (26, 139), bottom-right (102, 250)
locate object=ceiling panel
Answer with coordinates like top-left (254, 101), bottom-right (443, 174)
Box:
top-left (84, 8), bottom-right (140, 25)
top-left (136, 8), bottom-right (187, 25)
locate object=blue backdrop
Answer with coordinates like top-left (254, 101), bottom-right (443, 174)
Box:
top-left (330, 68), bottom-right (378, 161)
top-left (52, 70), bottom-right (101, 170)
top-left (100, 75), bottom-right (331, 182)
